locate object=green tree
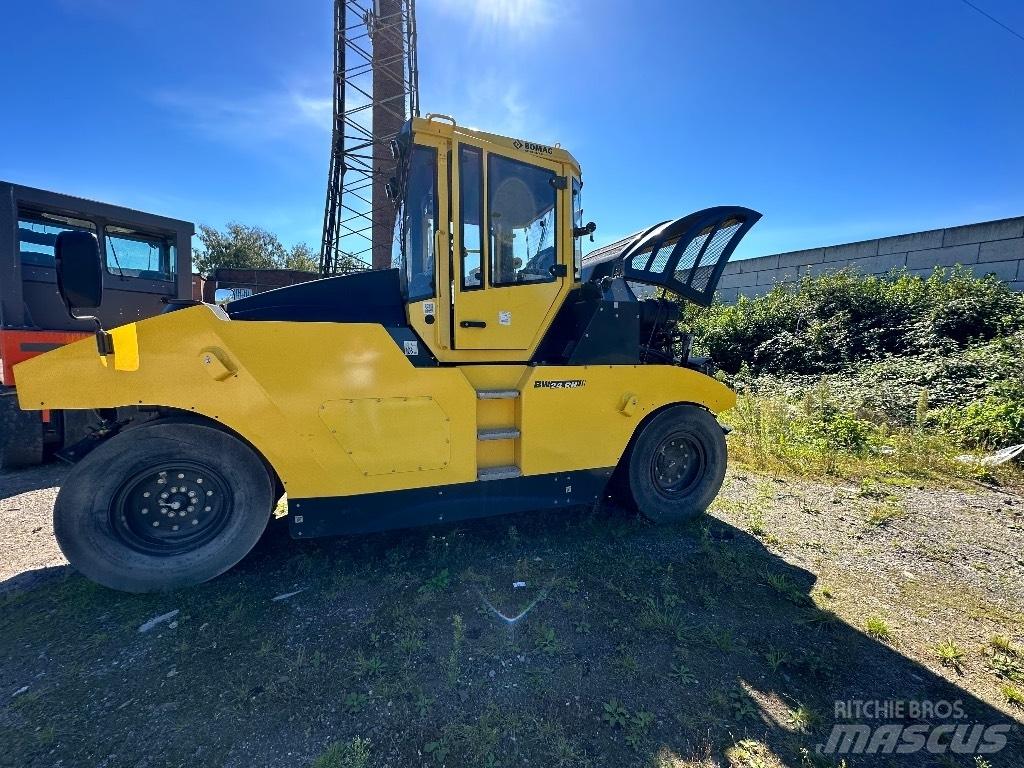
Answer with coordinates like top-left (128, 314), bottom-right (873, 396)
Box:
top-left (194, 223), bottom-right (286, 275)
top-left (195, 222), bottom-right (360, 276)
top-left (281, 242), bottom-right (319, 273)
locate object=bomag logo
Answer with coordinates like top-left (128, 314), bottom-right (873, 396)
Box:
top-left (534, 379), bottom-right (585, 389)
top-left (513, 139), bottom-right (554, 155)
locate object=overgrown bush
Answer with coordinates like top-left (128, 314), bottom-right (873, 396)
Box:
top-left (686, 267), bottom-right (1024, 376)
top-left (938, 380), bottom-right (1024, 450)
top-left (685, 266), bottom-right (1024, 460)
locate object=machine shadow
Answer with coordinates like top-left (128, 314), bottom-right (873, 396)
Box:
top-left (0, 463), bottom-right (66, 498)
top-left (0, 498), bottom-right (1020, 766)
top-left (243, 501), bottom-right (1024, 765)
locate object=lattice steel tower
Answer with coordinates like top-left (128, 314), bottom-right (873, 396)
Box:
top-left (320, 0), bottom-right (419, 275)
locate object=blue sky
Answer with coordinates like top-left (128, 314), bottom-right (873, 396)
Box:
top-left (1, 0), bottom-right (1022, 261)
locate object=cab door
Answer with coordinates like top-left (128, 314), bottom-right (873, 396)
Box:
top-left (400, 132), bottom-right (453, 353)
top-left (451, 141), bottom-right (569, 351)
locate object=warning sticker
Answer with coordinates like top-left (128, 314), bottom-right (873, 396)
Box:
top-left (498, 311), bottom-right (512, 326)
top-left (423, 301), bottom-right (436, 316)
top-left (402, 340), bottom-right (419, 356)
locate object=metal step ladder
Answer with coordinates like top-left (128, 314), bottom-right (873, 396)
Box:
top-left (475, 389), bottom-right (522, 481)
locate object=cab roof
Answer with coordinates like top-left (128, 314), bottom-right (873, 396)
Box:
top-left (410, 115), bottom-right (582, 177)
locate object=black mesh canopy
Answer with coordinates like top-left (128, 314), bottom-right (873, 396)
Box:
top-left (583, 206), bottom-right (761, 307)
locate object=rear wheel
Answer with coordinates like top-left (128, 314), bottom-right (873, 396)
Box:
top-left (625, 405), bottom-right (727, 523)
top-left (54, 422), bottom-right (273, 592)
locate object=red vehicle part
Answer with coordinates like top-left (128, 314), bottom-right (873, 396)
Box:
top-left (0, 329), bottom-right (89, 386)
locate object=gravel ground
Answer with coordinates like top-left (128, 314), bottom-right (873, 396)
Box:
top-left (0, 463), bottom-right (1022, 767)
top-left (0, 464), bottom-right (67, 590)
top-left (712, 471), bottom-right (1024, 709)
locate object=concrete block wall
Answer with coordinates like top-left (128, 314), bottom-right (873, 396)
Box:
top-left (716, 215), bottom-right (1024, 304)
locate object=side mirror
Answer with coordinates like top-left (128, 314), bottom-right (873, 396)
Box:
top-left (54, 231), bottom-right (114, 355)
top-left (573, 221), bottom-right (597, 239)
top-left (55, 230), bottom-right (103, 311)
top-left (214, 288), bottom-right (234, 305)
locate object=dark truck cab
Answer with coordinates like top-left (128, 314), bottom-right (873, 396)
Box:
top-left (0, 181), bottom-right (194, 466)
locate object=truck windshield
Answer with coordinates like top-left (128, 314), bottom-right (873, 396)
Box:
top-left (393, 144), bottom-right (438, 301)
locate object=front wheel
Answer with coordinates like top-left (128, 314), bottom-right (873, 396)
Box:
top-left (54, 422), bottom-right (274, 592)
top-left (624, 405), bottom-right (727, 523)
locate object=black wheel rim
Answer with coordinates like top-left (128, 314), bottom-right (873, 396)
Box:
top-left (111, 461), bottom-right (232, 556)
top-left (651, 431), bottom-right (705, 498)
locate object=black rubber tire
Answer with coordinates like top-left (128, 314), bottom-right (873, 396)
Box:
top-left (625, 404), bottom-right (727, 524)
top-left (0, 394), bottom-right (45, 468)
top-left (54, 422), bottom-right (273, 593)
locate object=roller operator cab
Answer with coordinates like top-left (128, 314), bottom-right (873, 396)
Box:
top-left (15, 115), bottom-right (761, 592)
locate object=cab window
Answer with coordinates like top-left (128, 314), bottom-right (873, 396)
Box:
top-left (459, 145), bottom-right (484, 289)
top-left (17, 210), bottom-right (96, 267)
top-left (105, 225), bottom-right (176, 281)
top-left (398, 145), bottom-right (438, 301)
top-left (488, 154), bottom-right (556, 286)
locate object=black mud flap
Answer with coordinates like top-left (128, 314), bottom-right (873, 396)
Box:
top-left (615, 206), bottom-right (761, 307)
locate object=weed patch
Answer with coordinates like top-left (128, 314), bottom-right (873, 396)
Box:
top-left (864, 615), bottom-right (892, 642)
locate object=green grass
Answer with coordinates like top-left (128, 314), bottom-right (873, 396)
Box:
top-left (865, 499), bottom-right (904, 527)
top-left (933, 639), bottom-right (966, 671)
top-left (312, 737), bottom-right (372, 768)
top-left (786, 703), bottom-right (814, 734)
top-left (724, 391), bottom-right (1019, 484)
top-left (601, 698), bottom-right (629, 729)
top-left (864, 615), bottom-right (892, 642)
top-left (1003, 683), bottom-right (1024, 709)
top-left (990, 634), bottom-right (1021, 656)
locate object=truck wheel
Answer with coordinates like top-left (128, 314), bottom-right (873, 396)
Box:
top-left (54, 422), bottom-right (273, 592)
top-left (0, 394), bottom-right (45, 468)
top-left (625, 405), bottom-right (727, 523)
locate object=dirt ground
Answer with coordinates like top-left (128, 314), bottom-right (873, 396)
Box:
top-left (0, 463), bottom-right (1022, 767)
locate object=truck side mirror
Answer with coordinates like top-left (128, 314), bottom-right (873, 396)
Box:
top-left (54, 230), bottom-right (114, 355)
top-left (214, 288), bottom-right (234, 304)
top-left (55, 230), bottom-right (103, 311)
